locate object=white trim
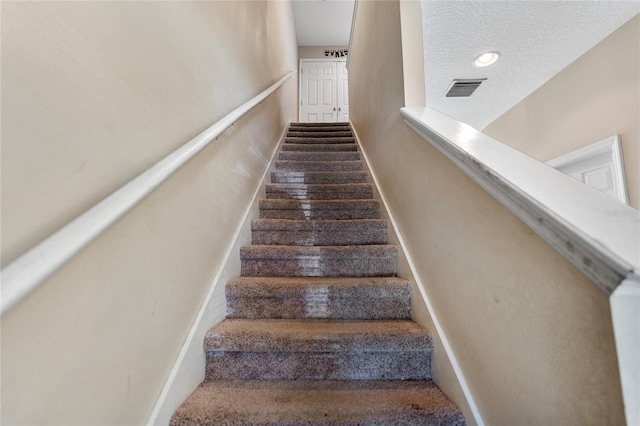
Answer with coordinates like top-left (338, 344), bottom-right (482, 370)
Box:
top-left (145, 124), bottom-right (288, 426)
top-left (547, 135), bottom-right (629, 205)
top-left (610, 274), bottom-right (640, 426)
top-left (346, 0), bottom-right (359, 70)
top-left (401, 106), bottom-right (638, 295)
top-left (0, 71), bottom-right (295, 317)
top-left (350, 124), bottom-right (485, 426)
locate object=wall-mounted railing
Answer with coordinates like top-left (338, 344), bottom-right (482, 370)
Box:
top-left (401, 107), bottom-right (638, 294)
top-left (401, 106), bottom-right (639, 425)
top-left (0, 71), bottom-right (295, 317)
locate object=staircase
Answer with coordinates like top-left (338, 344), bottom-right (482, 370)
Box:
top-left (170, 123), bottom-right (466, 425)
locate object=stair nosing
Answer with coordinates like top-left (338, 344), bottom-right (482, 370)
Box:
top-left (204, 318), bottom-right (432, 353)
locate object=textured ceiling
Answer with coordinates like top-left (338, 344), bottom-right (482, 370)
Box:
top-left (293, 0), bottom-right (355, 46)
top-left (422, 1), bottom-right (640, 130)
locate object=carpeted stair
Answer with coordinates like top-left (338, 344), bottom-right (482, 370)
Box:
top-left (171, 122), bottom-right (466, 425)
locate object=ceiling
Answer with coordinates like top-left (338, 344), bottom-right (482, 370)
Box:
top-left (292, 0), bottom-right (355, 46)
top-left (291, 1), bottom-right (638, 130)
top-left (422, 1), bottom-right (640, 130)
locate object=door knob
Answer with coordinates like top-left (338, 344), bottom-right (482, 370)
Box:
top-left (333, 107), bottom-right (336, 111)
top-left (338, 107), bottom-right (342, 111)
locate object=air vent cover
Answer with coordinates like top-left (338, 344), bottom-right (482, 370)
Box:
top-left (445, 79), bottom-right (487, 97)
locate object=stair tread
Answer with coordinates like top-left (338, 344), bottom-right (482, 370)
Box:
top-left (279, 152), bottom-right (360, 161)
top-left (226, 277), bottom-right (410, 319)
top-left (275, 160), bottom-right (363, 172)
top-left (287, 131), bottom-right (353, 138)
top-left (271, 170), bottom-right (368, 177)
top-left (282, 143), bottom-right (358, 151)
top-left (288, 127), bottom-right (352, 132)
top-left (171, 379), bottom-right (465, 426)
top-left (227, 276), bottom-right (410, 298)
top-left (265, 183), bottom-right (372, 197)
top-left (289, 125), bottom-right (350, 128)
top-left (271, 171), bottom-right (369, 185)
top-left (260, 199), bottom-right (378, 210)
top-left (271, 171), bottom-right (367, 175)
top-left (259, 199), bottom-right (379, 218)
top-left (252, 218), bottom-right (386, 231)
top-left (291, 122), bottom-right (350, 126)
top-left (205, 319), bottom-right (431, 352)
top-left (285, 137), bottom-right (355, 144)
top-left (266, 183), bottom-right (372, 189)
top-left (251, 219), bottom-right (387, 246)
top-left (275, 160), bottom-right (362, 165)
top-left (241, 245), bottom-right (397, 259)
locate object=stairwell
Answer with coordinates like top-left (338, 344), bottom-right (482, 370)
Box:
top-left (170, 123), bottom-right (466, 425)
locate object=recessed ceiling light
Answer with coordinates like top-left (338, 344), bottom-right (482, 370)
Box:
top-left (474, 51), bottom-right (501, 67)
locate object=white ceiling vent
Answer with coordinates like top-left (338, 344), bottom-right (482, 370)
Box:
top-left (445, 79), bottom-right (487, 98)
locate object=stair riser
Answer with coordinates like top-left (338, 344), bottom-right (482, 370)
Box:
top-left (275, 161), bottom-right (364, 172)
top-left (266, 183), bottom-right (372, 199)
top-left (282, 144), bottom-right (357, 152)
top-left (252, 229), bottom-right (386, 245)
top-left (226, 277), bottom-right (411, 298)
top-left (260, 200), bottom-right (378, 212)
top-left (259, 209), bottom-right (379, 220)
top-left (288, 127), bottom-right (351, 133)
top-left (205, 352), bottom-right (430, 381)
top-left (291, 122), bottom-right (350, 127)
top-left (279, 152), bottom-right (361, 161)
top-left (271, 172), bottom-right (368, 184)
top-left (288, 131), bottom-right (352, 138)
top-left (265, 190), bottom-right (372, 200)
top-left (227, 298), bottom-right (411, 320)
top-left (285, 138), bottom-right (355, 144)
top-left (241, 258), bottom-right (396, 277)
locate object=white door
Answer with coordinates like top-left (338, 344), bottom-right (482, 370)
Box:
top-left (300, 61), bottom-right (337, 123)
top-left (299, 60), bottom-right (349, 123)
top-left (336, 62), bottom-right (349, 122)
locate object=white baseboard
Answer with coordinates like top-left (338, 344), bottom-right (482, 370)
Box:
top-left (146, 124), bottom-right (288, 426)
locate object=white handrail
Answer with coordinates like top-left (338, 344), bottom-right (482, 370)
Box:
top-left (0, 71), bottom-right (295, 316)
top-left (401, 106), bottom-right (639, 295)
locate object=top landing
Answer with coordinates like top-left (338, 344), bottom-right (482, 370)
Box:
top-left (291, 122), bottom-right (350, 127)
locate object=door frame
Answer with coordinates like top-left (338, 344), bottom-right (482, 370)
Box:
top-left (547, 135), bottom-right (629, 204)
top-left (299, 58), bottom-right (348, 122)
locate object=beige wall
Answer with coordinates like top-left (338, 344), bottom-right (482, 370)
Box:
top-left (1, 1), bottom-right (297, 424)
top-left (298, 45), bottom-right (348, 59)
top-left (484, 15), bottom-right (640, 209)
top-left (349, 0), bottom-right (625, 424)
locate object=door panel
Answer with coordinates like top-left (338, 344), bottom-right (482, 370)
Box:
top-left (583, 165), bottom-right (615, 195)
top-left (562, 152), bottom-right (618, 199)
top-left (301, 61), bottom-right (337, 123)
top-left (336, 62), bottom-right (350, 122)
top-left (322, 79), bottom-right (333, 105)
top-left (307, 80), bottom-right (318, 105)
top-left (322, 113), bottom-right (334, 123)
